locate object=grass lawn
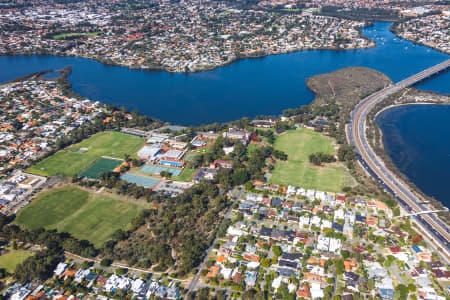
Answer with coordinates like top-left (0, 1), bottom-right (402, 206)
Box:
top-left (269, 128), bottom-right (355, 192)
top-left (53, 32), bottom-right (102, 40)
top-left (15, 187), bottom-right (89, 229)
top-left (246, 144), bottom-right (262, 157)
top-left (79, 158), bottom-right (123, 179)
top-left (0, 249), bottom-right (34, 273)
top-left (172, 168), bottom-right (197, 182)
top-left (27, 131), bottom-right (144, 177)
top-left (15, 186), bottom-right (146, 247)
top-left (27, 151), bottom-right (97, 177)
top-left (70, 131), bottom-right (144, 158)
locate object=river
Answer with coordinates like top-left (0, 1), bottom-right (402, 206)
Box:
top-left (0, 22), bottom-right (449, 125)
top-left (377, 105), bottom-right (450, 208)
top-left (0, 21), bottom-right (449, 207)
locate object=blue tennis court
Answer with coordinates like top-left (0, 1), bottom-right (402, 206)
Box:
top-left (139, 164), bottom-right (182, 176)
top-left (121, 173), bottom-right (160, 188)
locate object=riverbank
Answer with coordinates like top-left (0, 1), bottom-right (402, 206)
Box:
top-left (366, 88), bottom-right (450, 223)
top-left (1, 38), bottom-right (377, 74)
top-left (390, 16), bottom-right (450, 55)
top-left (305, 65), bottom-right (450, 224)
top-left (0, 22), bottom-right (448, 126)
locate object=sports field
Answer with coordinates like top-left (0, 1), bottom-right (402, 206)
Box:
top-left (80, 158), bottom-right (123, 179)
top-left (53, 32), bottom-right (102, 40)
top-left (27, 131), bottom-right (144, 177)
top-left (0, 249), bottom-right (34, 273)
top-left (269, 129), bottom-right (355, 192)
top-left (15, 186), bottom-right (145, 247)
top-left (140, 165), bottom-right (182, 177)
top-left (172, 168), bottom-right (197, 182)
top-left (70, 131), bottom-right (144, 157)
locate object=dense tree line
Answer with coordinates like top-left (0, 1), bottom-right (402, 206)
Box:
top-left (0, 214), bottom-right (98, 283)
top-left (14, 247), bottom-right (64, 283)
top-left (308, 152), bottom-right (336, 165)
top-left (1, 225), bottom-right (98, 258)
top-left (100, 182), bottom-right (229, 277)
top-left (318, 6), bottom-right (399, 21)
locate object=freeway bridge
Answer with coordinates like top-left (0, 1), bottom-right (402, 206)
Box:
top-left (393, 208), bottom-right (449, 219)
top-left (347, 59), bottom-right (450, 261)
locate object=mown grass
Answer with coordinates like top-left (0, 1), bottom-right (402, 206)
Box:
top-left (0, 249), bottom-right (34, 273)
top-left (269, 128), bottom-right (355, 192)
top-left (15, 186), bottom-right (146, 247)
top-left (172, 168), bottom-right (197, 182)
top-left (53, 32), bottom-right (102, 40)
top-left (27, 131), bottom-right (144, 177)
top-left (69, 131), bottom-right (144, 158)
top-left (15, 186), bottom-right (89, 229)
top-left (27, 151), bottom-right (97, 177)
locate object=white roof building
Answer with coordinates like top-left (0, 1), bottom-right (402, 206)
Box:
top-left (310, 283), bottom-right (324, 299)
top-left (317, 236), bottom-right (329, 251)
top-left (221, 267), bottom-right (233, 279)
top-left (137, 145), bottom-right (161, 159)
top-left (329, 238), bottom-right (342, 253)
top-left (53, 262), bottom-right (68, 276)
top-left (131, 278), bottom-right (145, 294)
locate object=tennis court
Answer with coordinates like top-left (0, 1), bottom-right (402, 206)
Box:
top-left (120, 173), bottom-right (160, 188)
top-left (80, 158), bottom-right (123, 179)
top-left (139, 164), bottom-right (182, 176)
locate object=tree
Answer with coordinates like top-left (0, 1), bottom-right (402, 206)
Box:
top-left (115, 268), bottom-right (127, 276)
top-left (338, 145), bottom-right (356, 162)
top-left (81, 261), bottom-right (91, 269)
top-left (367, 278), bottom-right (375, 290)
top-left (272, 245), bottom-right (282, 257)
top-left (261, 258), bottom-right (271, 268)
top-left (334, 259), bottom-right (345, 275)
top-left (100, 258), bottom-right (112, 267)
top-left (160, 170), bottom-right (171, 178)
top-left (232, 169), bottom-right (249, 186)
top-left (308, 152), bottom-right (336, 165)
top-left (394, 284), bottom-right (409, 300)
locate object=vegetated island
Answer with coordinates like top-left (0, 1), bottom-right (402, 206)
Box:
top-left (306, 66), bottom-right (450, 224)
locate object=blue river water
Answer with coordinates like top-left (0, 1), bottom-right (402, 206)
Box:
top-left (0, 21), bottom-right (449, 206)
top-left (0, 22), bottom-right (449, 125)
top-left (377, 105), bottom-right (450, 207)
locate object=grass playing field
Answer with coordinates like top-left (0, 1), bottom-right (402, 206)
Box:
top-left (15, 186), bottom-right (146, 247)
top-left (53, 32), bottom-right (102, 40)
top-left (269, 128), bottom-right (355, 192)
top-left (80, 158), bottom-right (123, 179)
top-left (0, 249), bottom-right (34, 273)
top-left (27, 131), bottom-right (144, 177)
top-left (172, 168), bottom-right (197, 182)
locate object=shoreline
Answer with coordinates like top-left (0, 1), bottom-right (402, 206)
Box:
top-left (374, 101), bottom-right (450, 118)
top-left (389, 22), bottom-right (450, 56)
top-left (0, 21), bottom-right (377, 75)
top-left (367, 90), bottom-right (450, 223)
top-left (0, 41), bottom-right (377, 75)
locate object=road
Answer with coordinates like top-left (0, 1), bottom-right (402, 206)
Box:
top-left (347, 59), bottom-right (450, 262)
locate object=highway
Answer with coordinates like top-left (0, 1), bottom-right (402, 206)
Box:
top-left (347, 59), bottom-right (450, 261)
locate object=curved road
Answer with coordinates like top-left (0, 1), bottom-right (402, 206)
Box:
top-left (347, 59), bottom-right (450, 261)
